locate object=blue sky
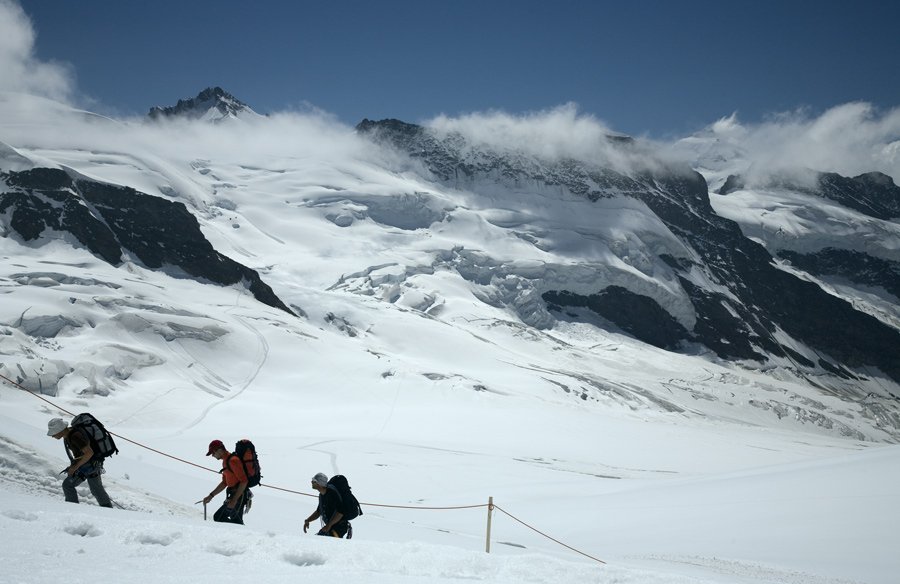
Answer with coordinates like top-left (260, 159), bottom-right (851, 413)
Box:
top-left (14, 0), bottom-right (900, 137)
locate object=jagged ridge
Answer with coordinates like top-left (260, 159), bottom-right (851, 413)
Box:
top-left (147, 87), bottom-right (256, 121)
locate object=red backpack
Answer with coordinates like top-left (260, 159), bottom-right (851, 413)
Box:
top-left (232, 439), bottom-right (261, 487)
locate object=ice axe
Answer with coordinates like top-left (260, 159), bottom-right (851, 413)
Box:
top-left (195, 500), bottom-right (207, 520)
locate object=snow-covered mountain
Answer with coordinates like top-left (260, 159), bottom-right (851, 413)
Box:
top-left (356, 117), bottom-right (900, 387)
top-left (2, 89), bottom-right (900, 584)
top-left (147, 87), bottom-right (261, 122)
top-left (1, 88), bottom-right (899, 435)
top-left (672, 120), bottom-right (900, 370)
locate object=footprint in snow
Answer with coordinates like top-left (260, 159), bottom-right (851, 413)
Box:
top-left (207, 544), bottom-right (244, 557)
top-left (1, 510), bottom-right (39, 522)
top-left (64, 523), bottom-right (102, 538)
top-left (136, 533), bottom-right (179, 546)
top-left (283, 552), bottom-right (326, 567)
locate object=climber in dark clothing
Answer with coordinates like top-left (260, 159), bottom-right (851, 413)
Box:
top-left (47, 417), bottom-right (112, 508)
top-left (303, 472), bottom-right (351, 538)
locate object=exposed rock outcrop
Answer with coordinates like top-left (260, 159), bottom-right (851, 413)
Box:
top-left (0, 167), bottom-right (292, 315)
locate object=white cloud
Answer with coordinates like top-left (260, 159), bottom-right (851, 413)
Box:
top-left (428, 103), bottom-right (612, 159)
top-left (2, 0), bottom-right (898, 188)
top-left (0, 0), bottom-right (74, 102)
top-left (425, 104), bottom-right (673, 175)
top-left (707, 103), bottom-right (900, 183)
top-left (709, 112), bottom-right (746, 141)
top-left (0, 90), bottom-right (393, 184)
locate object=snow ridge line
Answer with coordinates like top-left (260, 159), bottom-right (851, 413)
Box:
top-left (1, 373), bottom-right (607, 565)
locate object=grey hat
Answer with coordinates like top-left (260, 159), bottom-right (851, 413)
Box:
top-left (47, 417), bottom-right (67, 436)
top-left (312, 472), bottom-right (329, 487)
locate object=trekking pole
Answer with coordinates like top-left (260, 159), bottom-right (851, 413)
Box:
top-left (485, 496), bottom-right (494, 553)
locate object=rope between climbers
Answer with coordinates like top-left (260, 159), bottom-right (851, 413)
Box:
top-left (494, 505), bottom-right (606, 565)
top-left (0, 373), bottom-right (489, 509)
top-left (262, 482), bottom-right (488, 509)
top-left (2, 373), bottom-right (607, 565)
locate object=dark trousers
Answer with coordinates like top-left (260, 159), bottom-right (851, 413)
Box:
top-left (63, 464), bottom-right (112, 508)
top-left (317, 519), bottom-right (351, 538)
top-left (213, 488), bottom-right (248, 525)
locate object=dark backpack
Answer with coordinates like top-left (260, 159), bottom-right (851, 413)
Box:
top-left (70, 413), bottom-right (118, 460)
top-left (327, 474), bottom-right (362, 520)
top-left (232, 439), bottom-right (261, 488)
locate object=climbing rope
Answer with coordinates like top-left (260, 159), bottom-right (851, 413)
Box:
top-left (0, 372), bottom-right (493, 508)
top-left (494, 505), bottom-right (606, 564)
top-left (262, 481), bottom-right (489, 509)
top-left (0, 373), bottom-right (216, 474)
top-left (1, 372), bottom-right (606, 564)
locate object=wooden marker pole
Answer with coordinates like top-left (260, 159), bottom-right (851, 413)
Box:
top-left (485, 496), bottom-right (494, 553)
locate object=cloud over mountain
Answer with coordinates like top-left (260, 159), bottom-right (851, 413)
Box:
top-left (0, 0), bottom-right (73, 102)
top-left (425, 104), bottom-right (674, 175)
top-left (697, 103), bottom-right (900, 183)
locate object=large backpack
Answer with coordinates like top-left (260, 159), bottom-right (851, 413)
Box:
top-left (232, 439), bottom-right (261, 488)
top-left (70, 413), bottom-right (118, 460)
top-left (327, 474), bottom-right (362, 520)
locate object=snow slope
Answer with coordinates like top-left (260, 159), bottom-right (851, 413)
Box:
top-left (2, 398), bottom-right (897, 584)
top-left (2, 93), bottom-right (899, 583)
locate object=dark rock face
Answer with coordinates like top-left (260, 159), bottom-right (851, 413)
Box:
top-left (818, 172), bottom-right (900, 220)
top-left (148, 87), bottom-right (253, 120)
top-left (2, 171), bottom-right (123, 264)
top-left (545, 287), bottom-right (689, 350)
top-left (358, 119), bottom-right (900, 384)
top-left (720, 171), bottom-right (900, 220)
top-left (0, 168), bottom-right (292, 314)
top-left (778, 248), bottom-right (900, 301)
top-left (717, 174), bottom-right (745, 195)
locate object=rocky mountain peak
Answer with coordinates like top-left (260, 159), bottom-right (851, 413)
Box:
top-left (147, 87), bottom-right (258, 122)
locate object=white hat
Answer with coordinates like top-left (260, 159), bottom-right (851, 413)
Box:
top-left (312, 472), bottom-right (328, 487)
top-left (47, 417), bottom-right (67, 436)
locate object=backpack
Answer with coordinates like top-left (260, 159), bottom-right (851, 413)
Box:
top-left (232, 439), bottom-right (261, 488)
top-left (327, 474), bottom-right (362, 520)
top-left (70, 413), bottom-right (118, 460)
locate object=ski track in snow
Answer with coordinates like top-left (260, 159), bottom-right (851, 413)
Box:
top-left (174, 297), bottom-right (271, 434)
